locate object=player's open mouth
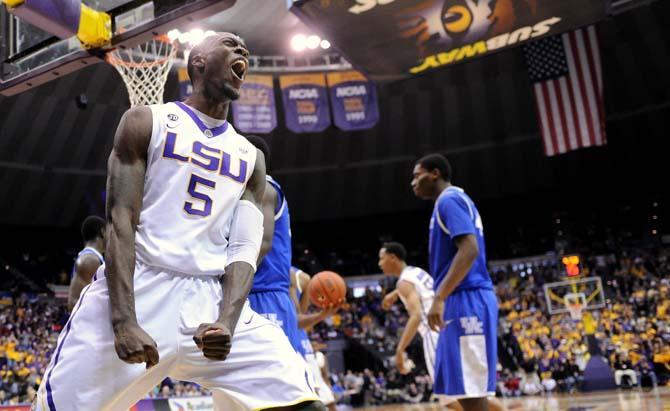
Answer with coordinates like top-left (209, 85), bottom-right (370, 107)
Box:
top-left (231, 59), bottom-right (247, 81)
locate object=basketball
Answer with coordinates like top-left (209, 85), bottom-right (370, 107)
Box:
top-left (308, 271), bottom-right (347, 308)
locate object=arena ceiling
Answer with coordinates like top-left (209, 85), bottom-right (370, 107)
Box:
top-left (0, 1), bottom-right (668, 227)
top-left (201, 0), bottom-right (309, 55)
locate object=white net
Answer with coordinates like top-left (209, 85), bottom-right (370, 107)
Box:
top-left (564, 292), bottom-right (586, 321)
top-left (106, 37), bottom-right (177, 107)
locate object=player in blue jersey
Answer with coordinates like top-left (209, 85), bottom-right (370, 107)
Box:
top-left (67, 215), bottom-right (105, 311)
top-left (244, 135), bottom-right (307, 355)
top-left (411, 153), bottom-right (498, 411)
top-left (290, 267), bottom-right (338, 411)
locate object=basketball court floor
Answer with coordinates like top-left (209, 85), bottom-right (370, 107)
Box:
top-left (345, 387), bottom-right (670, 411)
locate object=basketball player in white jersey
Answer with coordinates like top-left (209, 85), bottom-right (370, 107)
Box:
top-left (67, 215), bottom-right (105, 311)
top-left (34, 33), bottom-right (323, 411)
top-left (378, 243), bottom-right (440, 379)
top-left (381, 242), bottom-right (506, 411)
top-left (290, 267), bottom-right (338, 411)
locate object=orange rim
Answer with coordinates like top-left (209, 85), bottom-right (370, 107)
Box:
top-left (106, 35), bottom-right (177, 68)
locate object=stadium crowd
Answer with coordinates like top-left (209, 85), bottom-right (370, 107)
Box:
top-left (0, 247), bottom-right (668, 405)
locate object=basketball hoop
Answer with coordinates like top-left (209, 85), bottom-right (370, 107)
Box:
top-left (106, 35), bottom-right (177, 107)
top-left (564, 292), bottom-right (586, 321)
top-left (566, 301), bottom-right (584, 321)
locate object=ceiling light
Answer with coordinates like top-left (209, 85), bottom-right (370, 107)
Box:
top-left (291, 34), bottom-right (307, 51)
top-left (167, 29), bottom-right (181, 42)
top-left (320, 39), bottom-right (331, 49)
top-left (306, 35), bottom-right (321, 49)
top-left (190, 28), bottom-right (206, 46)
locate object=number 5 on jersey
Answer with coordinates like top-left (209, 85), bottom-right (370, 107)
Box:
top-left (185, 174), bottom-right (215, 217)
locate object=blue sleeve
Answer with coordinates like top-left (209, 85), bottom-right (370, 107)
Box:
top-left (437, 194), bottom-right (476, 238)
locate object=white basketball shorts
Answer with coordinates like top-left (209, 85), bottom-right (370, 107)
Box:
top-left (306, 353), bottom-right (335, 405)
top-left (34, 262), bottom-right (319, 411)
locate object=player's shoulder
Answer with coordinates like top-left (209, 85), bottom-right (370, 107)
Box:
top-left (119, 105), bottom-right (153, 130)
top-left (75, 253), bottom-right (102, 272)
top-left (234, 131), bottom-right (262, 162)
top-left (438, 186), bottom-right (472, 208)
top-left (400, 265), bottom-right (420, 278)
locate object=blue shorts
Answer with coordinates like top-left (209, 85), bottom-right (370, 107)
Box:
top-left (248, 289), bottom-right (304, 356)
top-left (434, 288), bottom-right (497, 399)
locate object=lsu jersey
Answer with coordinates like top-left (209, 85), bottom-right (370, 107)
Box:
top-left (135, 102), bottom-right (257, 276)
top-left (251, 175), bottom-right (291, 292)
top-left (397, 265), bottom-right (435, 337)
top-left (429, 186), bottom-right (493, 293)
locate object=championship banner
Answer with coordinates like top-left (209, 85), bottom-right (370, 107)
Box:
top-left (231, 74), bottom-right (278, 134)
top-left (326, 71), bottom-right (379, 131)
top-left (279, 73), bottom-right (331, 133)
top-left (291, 0), bottom-right (607, 81)
top-left (178, 68), bottom-right (193, 100)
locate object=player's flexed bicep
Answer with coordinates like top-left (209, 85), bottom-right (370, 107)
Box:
top-left (193, 148), bottom-right (266, 361)
top-left (105, 106), bottom-right (159, 369)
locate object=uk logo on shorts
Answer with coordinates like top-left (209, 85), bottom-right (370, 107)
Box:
top-left (460, 316), bottom-right (484, 334)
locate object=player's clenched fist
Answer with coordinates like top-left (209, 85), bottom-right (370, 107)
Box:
top-left (193, 322), bottom-right (233, 361)
top-left (113, 322), bottom-right (159, 369)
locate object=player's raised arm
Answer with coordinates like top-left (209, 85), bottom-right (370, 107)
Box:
top-left (193, 148), bottom-right (266, 361)
top-left (105, 106), bottom-right (159, 368)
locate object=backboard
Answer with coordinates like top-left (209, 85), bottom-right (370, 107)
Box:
top-left (544, 276), bottom-right (606, 316)
top-left (0, 0), bottom-right (236, 95)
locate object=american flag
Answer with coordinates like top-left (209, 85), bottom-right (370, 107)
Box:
top-left (524, 26), bottom-right (606, 157)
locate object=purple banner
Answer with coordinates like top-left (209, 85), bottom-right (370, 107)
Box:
top-left (231, 74), bottom-right (277, 134)
top-left (326, 71), bottom-right (379, 131)
top-left (279, 73), bottom-right (331, 133)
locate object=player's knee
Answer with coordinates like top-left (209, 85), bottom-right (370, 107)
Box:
top-left (459, 397), bottom-right (489, 411)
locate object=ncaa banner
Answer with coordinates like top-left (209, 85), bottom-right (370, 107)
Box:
top-left (177, 68), bottom-right (192, 100)
top-left (231, 74), bottom-right (278, 134)
top-left (279, 73), bottom-right (331, 133)
top-left (326, 71), bottom-right (379, 131)
top-left (291, 0), bottom-right (607, 81)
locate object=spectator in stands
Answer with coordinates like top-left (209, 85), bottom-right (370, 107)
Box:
top-left (613, 352), bottom-right (637, 388)
top-left (638, 359), bottom-right (657, 389)
top-left (652, 344), bottom-right (670, 385)
top-left (402, 383), bottom-right (423, 404)
top-left (520, 369), bottom-right (543, 395)
top-left (539, 355), bottom-right (557, 392)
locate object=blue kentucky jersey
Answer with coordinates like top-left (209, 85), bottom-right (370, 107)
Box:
top-left (251, 176), bottom-right (292, 292)
top-left (429, 186), bottom-right (493, 293)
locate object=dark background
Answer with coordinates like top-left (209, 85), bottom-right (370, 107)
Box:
top-left (0, 2), bottom-right (668, 277)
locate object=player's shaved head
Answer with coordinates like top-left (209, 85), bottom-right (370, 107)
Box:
top-left (187, 32), bottom-right (246, 83)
